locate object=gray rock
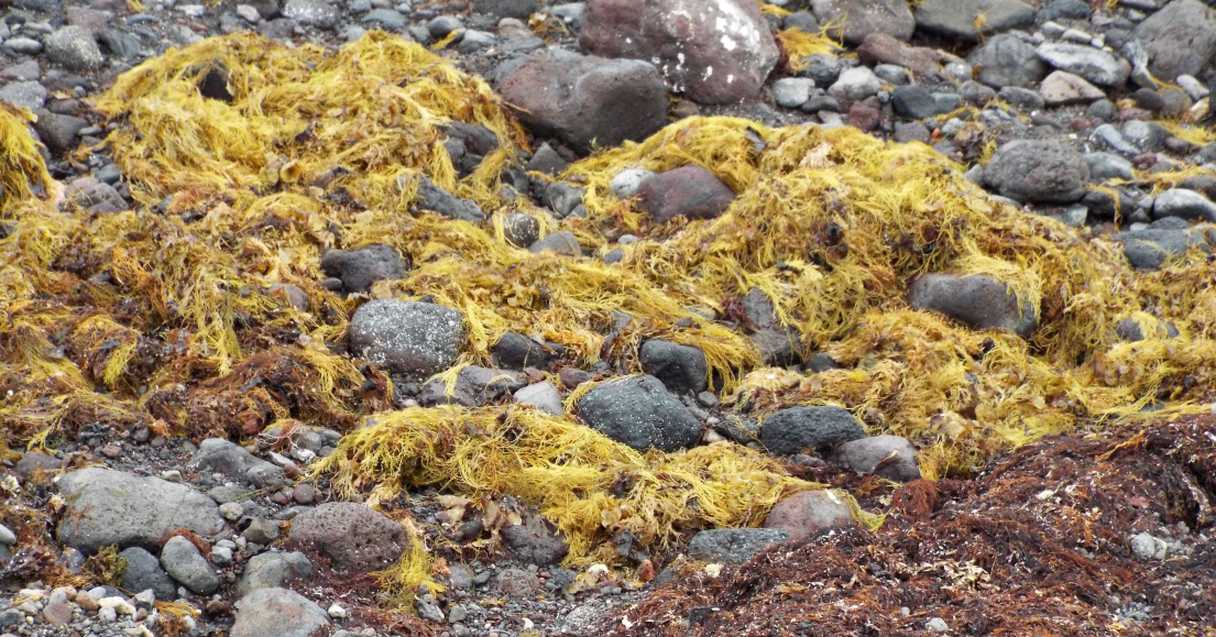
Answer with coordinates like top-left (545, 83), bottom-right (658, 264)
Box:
top-left (529, 231), bottom-right (582, 256)
top-left (983, 139), bottom-right (1088, 203)
top-left (544, 182), bottom-right (585, 218)
top-left (4, 37), bottom-right (43, 55)
top-left (1117, 223), bottom-right (1212, 269)
top-left (915, 0), bottom-right (1035, 42)
top-left (1085, 152), bottom-right (1135, 182)
top-left (526, 142), bottom-right (569, 175)
top-left (0, 80), bottom-right (48, 111)
top-left (160, 535), bottom-right (220, 595)
top-left (492, 331), bottom-right (554, 369)
top-left (289, 502), bottom-right (405, 572)
top-left (1134, 0), bottom-right (1216, 81)
top-left (810, 0), bottom-right (915, 44)
top-left (834, 435), bottom-right (921, 482)
top-left (1121, 120), bottom-right (1166, 152)
top-left (639, 340), bottom-right (708, 395)
top-left (1153, 188), bottom-right (1216, 221)
top-left (969, 33), bottom-right (1047, 89)
top-left (193, 438), bottom-right (286, 488)
top-left (637, 165), bottom-right (735, 223)
top-left (474, 0), bottom-right (540, 19)
top-left (238, 551), bottom-right (313, 595)
top-left (419, 365), bottom-right (526, 407)
top-left (243, 518), bottom-right (281, 545)
top-left (580, 0), bottom-right (780, 104)
top-left (576, 375), bottom-right (702, 451)
top-left (0, 524), bottom-right (14, 546)
top-left (1036, 42), bottom-right (1130, 87)
top-left (891, 85), bottom-right (958, 118)
top-left (828, 66), bottom-right (883, 101)
top-left (98, 29), bottom-right (142, 60)
top-left (908, 273), bottom-right (1038, 338)
top-left (413, 175), bottom-right (485, 222)
top-left (320, 244), bottom-right (407, 294)
top-left (44, 26), bottom-right (104, 71)
top-left (1039, 70), bottom-right (1105, 105)
top-left (282, 0), bottom-right (340, 28)
top-left (56, 468), bottom-right (224, 553)
top-left (65, 177), bottom-right (126, 214)
top-left (361, 9), bottom-right (407, 29)
top-left (348, 299), bottom-right (464, 379)
top-left (998, 86), bottom-right (1045, 110)
top-left (874, 64), bottom-right (911, 85)
top-left (456, 30), bottom-right (498, 53)
top-left (231, 588), bottom-right (329, 637)
top-left (763, 490), bottom-right (854, 541)
top-left (32, 110), bottom-right (86, 156)
top-left (119, 547), bottom-right (177, 600)
top-left (773, 77), bottom-right (814, 108)
top-left (1116, 316), bottom-right (1178, 342)
top-left (1130, 531), bottom-right (1168, 561)
top-left (759, 405), bottom-right (865, 455)
top-left (1092, 123), bottom-right (1139, 156)
top-left (501, 513), bottom-right (568, 566)
top-left (687, 528), bottom-right (789, 564)
top-left (497, 48), bottom-right (666, 152)
top-left (513, 381), bottom-right (564, 415)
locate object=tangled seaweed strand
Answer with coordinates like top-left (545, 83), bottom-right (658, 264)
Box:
top-left (1, 31), bottom-right (1215, 600)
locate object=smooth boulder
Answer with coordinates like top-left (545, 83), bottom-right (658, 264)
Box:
top-left (834, 435), bottom-right (921, 482)
top-left (231, 588), bottom-right (329, 637)
top-left (908, 273), bottom-right (1038, 338)
top-left (983, 139), bottom-right (1088, 203)
top-left (639, 340), bottom-right (709, 395)
top-left (497, 48), bottom-right (666, 152)
top-left (56, 468), bottom-right (225, 553)
top-left (576, 375), bottom-right (702, 451)
top-left (759, 406), bottom-right (865, 456)
top-left (579, 0), bottom-right (780, 104)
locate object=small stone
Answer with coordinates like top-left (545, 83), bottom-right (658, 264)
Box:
top-left (319, 244), bottom-right (407, 294)
top-left (44, 26), bottom-right (104, 70)
top-left (0, 80), bottom-right (48, 111)
top-left (1039, 70), bottom-right (1105, 105)
top-left (1035, 42), bottom-right (1130, 87)
top-left (983, 139), bottom-right (1088, 203)
top-left (1153, 188), bottom-right (1216, 221)
top-left (161, 535), bottom-right (221, 595)
top-left (834, 435), bottom-right (921, 482)
top-left (502, 212), bottom-right (540, 248)
top-left (926, 617), bottom-right (950, 632)
top-left (4, 37), bottom-right (43, 55)
top-left (687, 528), bottom-right (789, 564)
top-left (236, 5), bottom-right (262, 22)
top-left (0, 524), bottom-right (15, 546)
top-left (639, 340), bottom-right (708, 395)
top-left (238, 551), bottom-right (314, 595)
top-left (242, 518), bottom-right (280, 545)
top-left (828, 66), bottom-right (883, 101)
top-left (773, 77), bottom-right (814, 108)
top-left (282, 0), bottom-right (341, 28)
top-left (327, 603), bottom-right (347, 619)
top-left (513, 381), bottom-right (564, 416)
top-left (908, 272), bottom-right (1038, 337)
top-left (529, 231), bottom-right (582, 256)
top-left (231, 588), bottom-right (330, 637)
top-left (120, 547), bottom-right (177, 600)
top-left (220, 502), bottom-right (244, 521)
top-left (577, 375), bottom-right (703, 451)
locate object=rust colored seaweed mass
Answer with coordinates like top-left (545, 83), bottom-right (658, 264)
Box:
top-left (604, 414), bottom-right (1216, 636)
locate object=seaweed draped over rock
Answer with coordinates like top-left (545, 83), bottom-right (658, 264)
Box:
top-left (1, 30), bottom-right (1214, 605)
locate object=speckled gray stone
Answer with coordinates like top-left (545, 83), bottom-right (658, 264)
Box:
top-left (576, 375), bottom-right (702, 451)
top-left (348, 299), bottom-right (464, 379)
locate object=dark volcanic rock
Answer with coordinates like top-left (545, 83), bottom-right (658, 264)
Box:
top-left (320, 244), bottom-right (407, 294)
top-left (639, 339), bottom-right (709, 395)
top-left (348, 300), bottom-right (464, 379)
top-left (576, 375), bottom-right (702, 451)
top-left (636, 166), bottom-right (735, 223)
top-left (908, 273), bottom-right (1038, 338)
top-left (687, 528), bottom-right (789, 564)
top-left (288, 502), bottom-right (405, 572)
top-left (760, 406), bottom-right (865, 456)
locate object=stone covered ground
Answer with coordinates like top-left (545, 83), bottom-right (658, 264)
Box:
top-left (1, 0), bottom-right (1216, 636)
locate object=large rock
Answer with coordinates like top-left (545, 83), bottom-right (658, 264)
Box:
top-left (810, 0), bottom-right (915, 44)
top-left (193, 438), bottom-right (286, 488)
top-left (579, 0), bottom-right (780, 104)
top-left (56, 468), bottom-right (225, 553)
top-left (759, 406), bottom-right (865, 456)
top-left (1152, 188), bottom-right (1216, 222)
top-left (833, 435), bottom-right (921, 482)
top-left (1117, 221), bottom-right (1213, 270)
top-left (639, 340), bottom-right (708, 395)
top-left (968, 33), bottom-right (1046, 89)
top-left (348, 300), bottom-right (464, 379)
top-left (1134, 0), bottom-right (1216, 81)
top-left (238, 551), bottom-right (314, 595)
top-left (687, 528), bottom-right (789, 564)
top-left (492, 331), bottom-right (555, 370)
top-left (763, 490), bottom-right (855, 541)
top-left (288, 502), bottom-right (405, 572)
top-left (908, 273), bottom-right (1038, 338)
top-left (44, 26), bottom-right (104, 70)
top-left (119, 547), bottom-right (177, 600)
top-left (983, 139), bottom-right (1088, 203)
top-left (497, 48), bottom-right (666, 153)
top-left (636, 166), bottom-right (735, 223)
top-left (576, 375), bottom-right (702, 451)
top-left (320, 244), bottom-right (407, 294)
top-left (914, 0), bottom-right (1035, 42)
top-left (1035, 43), bottom-right (1130, 88)
top-left (231, 588), bottom-right (329, 637)
top-left (160, 535), bottom-right (220, 595)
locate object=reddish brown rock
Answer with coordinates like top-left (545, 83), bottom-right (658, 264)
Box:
top-left (636, 166), bottom-right (735, 223)
top-left (579, 0), bottom-right (779, 104)
top-left (763, 490), bottom-right (855, 541)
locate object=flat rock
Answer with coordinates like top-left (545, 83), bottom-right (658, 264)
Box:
top-left (908, 273), bottom-right (1038, 338)
top-left (759, 405), bottom-right (865, 456)
top-left (1039, 70), bottom-right (1105, 105)
top-left (413, 175), bottom-right (485, 222)
top-left (811, 0), bottom-right (915, 44)
top-left (193, 438), bottom-right (286, 488)
top-left (915, 0), bottom-right (1035, 42)
top-left (348, 300), bottom-right (464, 380)
top-left (231, 588), bottom-right (330, 637)
top-left (529, 231), bottom-right (582, 256)
top-left (1134, 0), bottom-right (1216, 81)
top-left (687, 528), bottom-right (789, 564)
top-left (238, 551), bottom-right (314, 595)
top-left (983, 139), bottom-right (1088, 203)
top-left (580, 0), bottom-right (780, 104)
top-left (56, 468), bottom-right (225, 553)
top-left (1035, 42), bottom-right (1130, 87)
top-left (1117, 223), bottom-right (1213, 269)
top-left (636, 166), bottom-right (735, 223)
top-left (763, 490), bottom-right (854, 541)
top-left (497, 48), bottom-right (666, 152)
top-left (576, 375), bottom-right (702, 451)
top-left (288, 502), bottom-right (405, 572)
top-left (1153, 188), bottom-right (1216, 222)
top-left (834, 435), bottom-right (921, 482)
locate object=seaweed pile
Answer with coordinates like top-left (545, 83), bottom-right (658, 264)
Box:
top-left (2, 29), bottom-right (1215, 605)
